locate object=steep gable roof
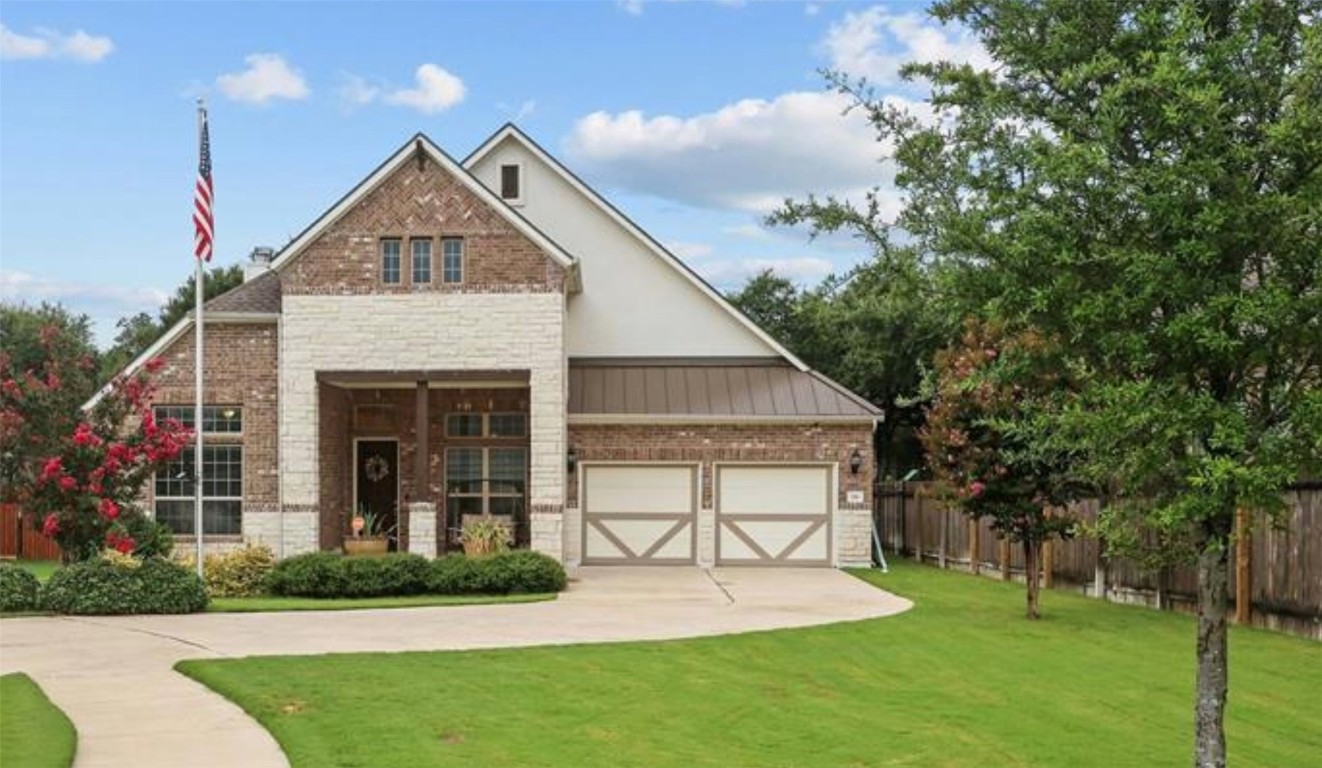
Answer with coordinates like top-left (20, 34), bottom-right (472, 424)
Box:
top-left (205, 270), bottom-right (281, 314)
top-left (269, 133), bottom-right (580, 289)
top-left (463, 123), bottom-right (808, 371)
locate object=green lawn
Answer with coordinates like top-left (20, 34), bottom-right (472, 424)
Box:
top-left (208, 593), bottom-right (555, 612)
top-left (0, 673), bottom-right (76, 768)
top-left (177, 561), bottom-right (1322, 768)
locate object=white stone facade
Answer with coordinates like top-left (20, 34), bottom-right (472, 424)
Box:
top-left (407, 502), bottom-right (437, 557)
top-left (834, 505), bottom-right (873, 568)
top-left (242, 507), bottom-right (319, 557)
top-left (279, 292), bottom-right (567, 557)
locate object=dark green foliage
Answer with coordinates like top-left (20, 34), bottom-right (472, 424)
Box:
top-left (268, 550), bottom-right (568, 598)
top-left (39, 558), bottom-right (207, 615)
top-left (0, 562), bottom-right (41, 612)
top-left (119, 508), bottom-right (174, 559)
top-left (264, 552), bottom-right (348, 597)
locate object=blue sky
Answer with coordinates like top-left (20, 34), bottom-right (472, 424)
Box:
top-left (0, 1), bottom-right (985, 346)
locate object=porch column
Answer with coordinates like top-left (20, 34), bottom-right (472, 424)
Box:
top-left (409, 381), bottom-right (437, 558)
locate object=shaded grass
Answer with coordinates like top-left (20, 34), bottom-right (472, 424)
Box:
top-left (208, 592), bottom-right (555, 613)
top-left (0, 673), bottom-right (76, 768)
top-left (179, 561), bottom-right (1322, 767)
top-left (5, 559), bottom-right (59, 582)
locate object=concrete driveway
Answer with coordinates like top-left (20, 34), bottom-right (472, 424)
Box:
top-left (0, 567), bottom-right (910, 768)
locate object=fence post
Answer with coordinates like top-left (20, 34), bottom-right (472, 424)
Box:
top-left (969, 519), bottom-right (980, 575)
top-left (939, 508), bottom-right (949, 569)
top-left (1093, 537), bottom-right (1106, 600)
top-left (1235, 508), bottom-right (1252, 625)
top-left (1043, 539), bottom-right (1054, 589)
top-left (1000, 539), bottom-right (1011, 581)
top-left (913, 492), bottom-right (924, 563)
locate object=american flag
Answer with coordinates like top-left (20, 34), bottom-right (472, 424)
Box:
top-left (193, 105), bottom-right (214, 261)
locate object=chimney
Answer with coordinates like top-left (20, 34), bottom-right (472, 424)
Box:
top-left (245, 246), bottom-right (275, 282)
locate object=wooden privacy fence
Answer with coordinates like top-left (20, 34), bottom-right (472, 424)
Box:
top-left (0, 503), bottom-right (62, 561)
top-left (873, 482), bottom-right (1321, 640)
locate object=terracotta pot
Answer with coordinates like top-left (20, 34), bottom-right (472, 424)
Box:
top-left (343, 537), bottom-right (389, 556)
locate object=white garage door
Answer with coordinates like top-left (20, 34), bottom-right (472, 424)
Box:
top-left (716, 465), bottom-right (832, 566)
top-left (582, 464), bottom-right (697, 565)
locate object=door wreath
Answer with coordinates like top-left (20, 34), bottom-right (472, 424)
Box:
top-left (364, 455), bottom-right (391, 483)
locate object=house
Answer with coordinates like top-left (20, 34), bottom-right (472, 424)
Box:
top-left (93, 125), bottom-right (880, 568)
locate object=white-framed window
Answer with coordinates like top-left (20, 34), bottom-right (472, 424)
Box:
top-left (499, 163), bottom-right (523, 205)
top-left (381, 239), bottom-right (402, 284)
top-left (411, 238), bottom-right (432, 284)
top-left (445, 446), bottom-right (527, 518)
top-left (442, 237), bottom-right (464, 284)
top-left (153, 405), bottom-right (241, 434)
top-left (154, 445), bottom-right (242, 535)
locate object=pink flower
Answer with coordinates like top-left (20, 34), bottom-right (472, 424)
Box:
top-left (58, 476), bottom-right (78, 492)
top-left (41, 514), bottom-right (60, 537)
top-left (73, 422), bottom-right (99, 446)
top-left (969, 480), bottom-right (986, 498)
top-left (40, 457), bottom-right (63, 482)
top-left (105, 531), bottom-right (136, 554)
top-left (99, 498), bottom-right (121, 520)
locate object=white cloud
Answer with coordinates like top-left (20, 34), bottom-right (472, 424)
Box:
top-left (668, 241), bottom-right (714, 261)
top-left (566, 90), bottom-right (911, 215)
top-left (723, 223), bottom-right (774, 241)
top-left (823, 6), bottom-right (991, 85)
top-left (216, 53), bottom-right (309, 104)
top-left (0, 24), bottom-right (114, 62)
top-left (617, 0), bottom-right (646, 15)
top-left (0, 270), bottom-right (169, 347)
top-left (338, 74), bottom-right (380, 109)
top-left (383, 63), bottom-right (466, 114)
top-left (805, 3), bottom-right (821, 16)
top-left (694, 256), bottom-right (835, 287)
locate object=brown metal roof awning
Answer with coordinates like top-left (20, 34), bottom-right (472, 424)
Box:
top-left (568, 360), bottom-right (879, 420)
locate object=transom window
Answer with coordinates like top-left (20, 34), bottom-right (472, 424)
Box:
top-left (411, 238), bottom-right (432, 284)
top-left (381, 239), bottom-right (402, 284)
top-left (445, 412), bottom-right (526, 438)
top-left (153, 405), bottom-right (241, 434)
top-left (442, 238), bottom-right (464, 284)
top-left (154, 446), bottom-right (242, 535)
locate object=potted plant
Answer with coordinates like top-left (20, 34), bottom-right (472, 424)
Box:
top-left (460, 515), bottom-right (512, 557)
top-left (344, 504), bottom-right (392, 556)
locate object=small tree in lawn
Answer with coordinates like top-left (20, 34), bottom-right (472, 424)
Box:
top-left (27, 359), bottom-right (191, 563)
top-left (920, 320), bottom-right (1085, 619)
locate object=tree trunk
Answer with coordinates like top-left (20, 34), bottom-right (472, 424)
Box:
top-left (1022, 539), bottom-right (1041, 620)
top-left (1194, 540), bottom-right (1230, 768)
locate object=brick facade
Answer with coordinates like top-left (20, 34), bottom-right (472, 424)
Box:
top-left (280, 154), bottom-right (565, 296)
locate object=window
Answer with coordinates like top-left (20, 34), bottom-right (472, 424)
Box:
top-left (153, 405), bottom-right (241, 434)
top-left (446, 446), bottom-right (526, 518)
top-left (499, 163), bottom-right (522, 204)
top-left (411, 239), bottom-right (432, 284)
top-left (154, 446), bottom-right (242, 535)
top-left (381, 239), bottom-right (402, 284)
top-left (445, 412), bottom-right (525, 438)
top-left (442, 238), bottom-right (464, 284)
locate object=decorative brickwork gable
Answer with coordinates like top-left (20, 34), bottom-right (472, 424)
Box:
top-left (280, 154), bottom-right (565, 295)
top-left (149, 322), bottom-right (279, 507)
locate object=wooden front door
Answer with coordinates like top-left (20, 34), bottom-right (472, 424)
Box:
top-left (355, 439), bottom-right (399, 549)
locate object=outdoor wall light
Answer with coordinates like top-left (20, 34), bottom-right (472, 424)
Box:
top-left (567, 444), bottom-right (578, 473)
top-left (849, 448), bottom-right (864, 476)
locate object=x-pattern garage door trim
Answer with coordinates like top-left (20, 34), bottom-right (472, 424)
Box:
top-left (584, 513), bottom-right (692, 560)
top-left (720, 515), bottom-right (828, 561)
top-left (580, 463), bottom-right (699, 565)
top-left (715, 463), bottom-right (834, 567)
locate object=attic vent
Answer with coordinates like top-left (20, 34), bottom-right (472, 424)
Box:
top-left (415, 139), bottom-right (427, 171)
top-left (500, 163), bottom-right (523, 205)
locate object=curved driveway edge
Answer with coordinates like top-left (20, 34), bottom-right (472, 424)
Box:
top-left (0, 567), bottom-right (910, 768)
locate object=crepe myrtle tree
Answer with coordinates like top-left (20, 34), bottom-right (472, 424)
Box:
top-left (26, 358), bottom-right (191, 563)
top-left (822, 1), bottom-right (1320, 763)
top-left (920, 320), bottom-right (1086, 619)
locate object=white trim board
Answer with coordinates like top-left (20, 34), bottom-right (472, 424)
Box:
top-left (464, 123), bottom-right (808, 371)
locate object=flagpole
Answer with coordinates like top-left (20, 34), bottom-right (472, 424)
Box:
top-left (194, 99), bottom-right (206, 579)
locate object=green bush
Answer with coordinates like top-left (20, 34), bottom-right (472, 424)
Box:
top-left (264, 552), bottom-right (347, 597)
top-left (429, 551), bottom-right (566, 595)
top-left (120, 509), bottom-right (175, 559)
top-left (0, 563), bottom-right (42, 612)
top-left (202, 545), bottom-right (277, 597)
top-left (40, 557), bottom-right (207, 615)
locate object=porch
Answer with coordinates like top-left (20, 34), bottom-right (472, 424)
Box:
top-left (315, 370), bottom-right (537, 555)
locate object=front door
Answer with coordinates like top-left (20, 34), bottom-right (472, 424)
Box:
top-left (355, 439), bottom-right (399, 549)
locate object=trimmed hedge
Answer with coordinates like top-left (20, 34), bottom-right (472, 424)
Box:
top-left (40, 558), bottom-right (208, 615)
top-left (267, 550), bottom-right (567, 598)
top-left (0, 563), bottom-right (41, 612)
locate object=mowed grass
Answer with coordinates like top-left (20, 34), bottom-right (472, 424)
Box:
top-left (207, 593), bottom-right (555, 613)
top-left (177, 562), bottom-right (1321, 768)
top-left (0, 673), bottom-right (76, 768)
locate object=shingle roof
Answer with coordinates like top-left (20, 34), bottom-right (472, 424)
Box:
top-left (568, 360), bottom-right (880, 419)
top-left (205, 270), bottom-right (281, 314)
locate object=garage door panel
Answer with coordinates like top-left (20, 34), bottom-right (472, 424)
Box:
top-left (582, 465), bottom-right (696, 564)
top-left (717, 465), bottom-right (832, 566)
top-left (720, 467), bottom-right (830, 515)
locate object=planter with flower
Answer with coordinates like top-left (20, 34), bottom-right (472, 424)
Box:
top-left (460, 515), bottom-right (513, 557)
top-left (344, 504), bottom-right (393, 556)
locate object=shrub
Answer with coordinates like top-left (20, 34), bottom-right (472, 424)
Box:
top-left (119, 509), bottom-right (174, 559)
top-left (0, 563), bottom-right (42, 612)
top-left (40, 557), bottom-right (207, 615)
top-left (429, 551), bottom-right (566, 595)
top-left (203, 545), bottom-right (276, 598)
top-left (339, 553), bottom-right (431, 597)
top-left (264, 552), bottom-right (347, 597)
